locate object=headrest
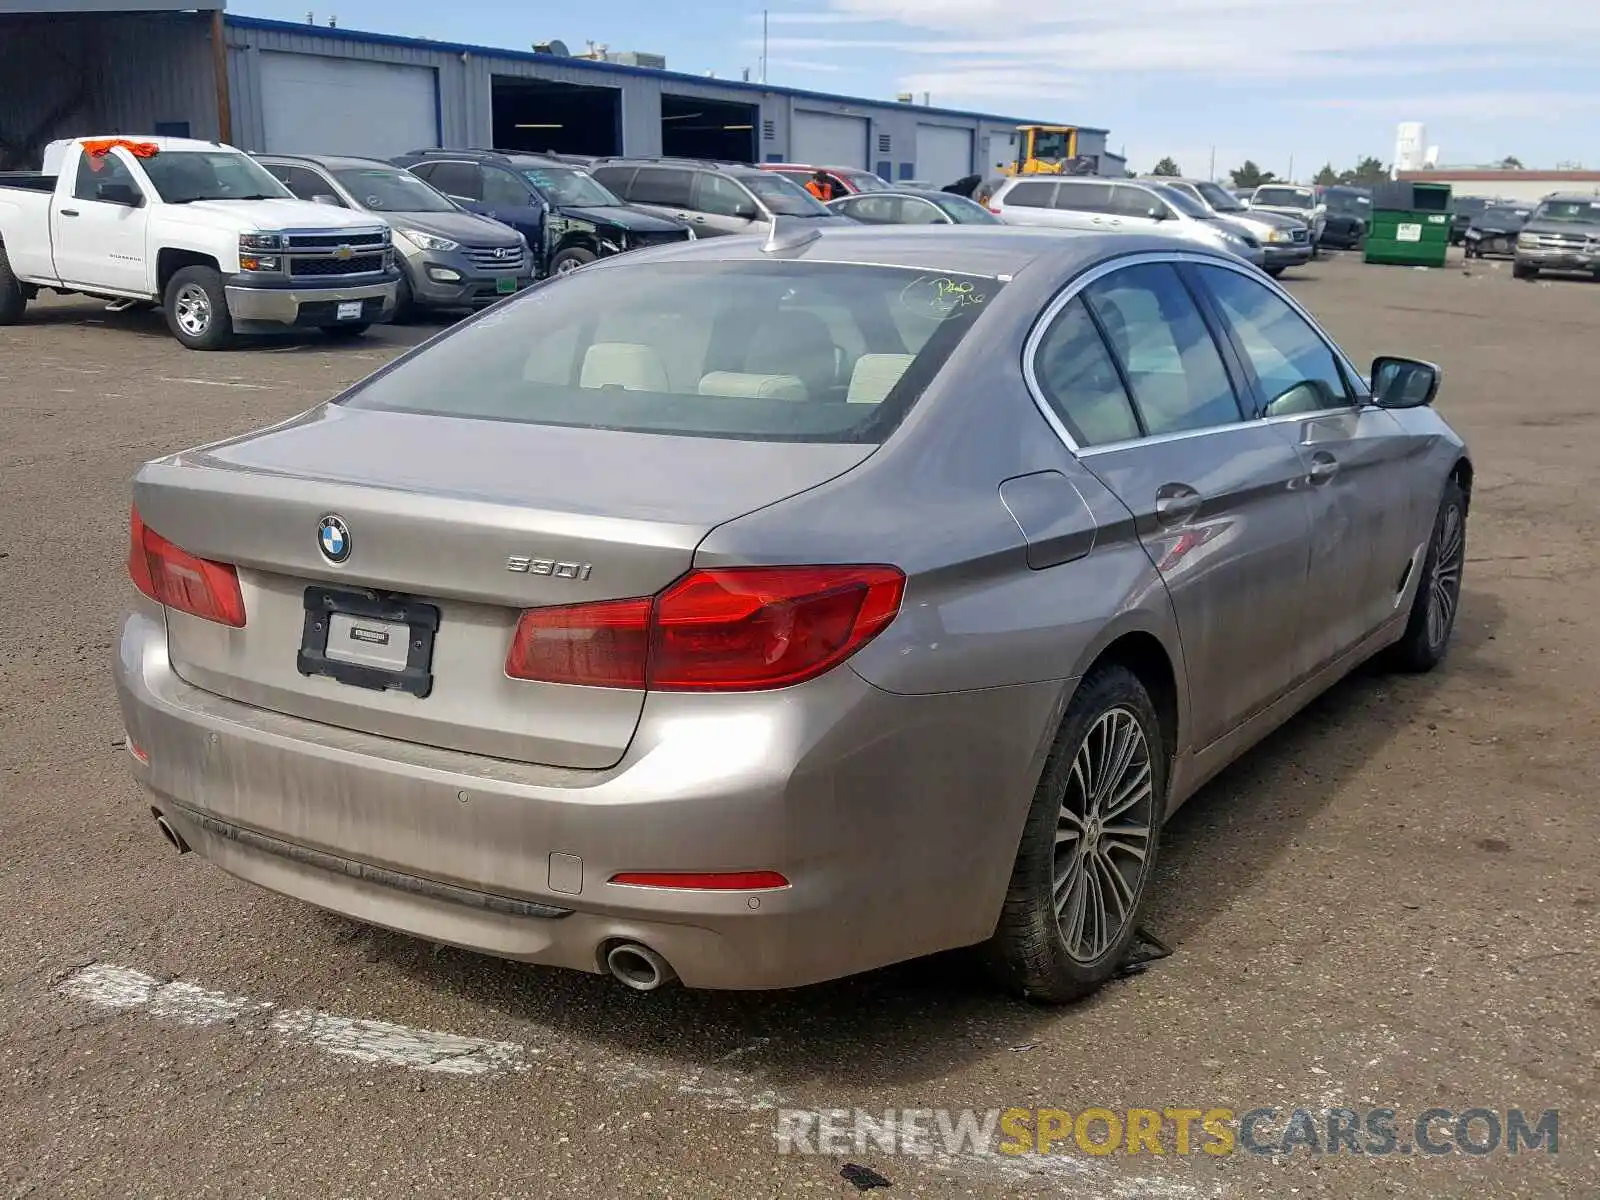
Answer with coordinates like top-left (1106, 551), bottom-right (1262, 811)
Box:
top-left (846, 353), bottom-right (915, 404)
top-left (698, 372), bottom-right (810, 402)
top-left (579, 343), bottom-right (669, 391)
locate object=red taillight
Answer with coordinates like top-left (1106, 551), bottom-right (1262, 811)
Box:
top-left (504, 596), bottom-right (651, 689)
top-left (610, 871), bottom-right (790, 890)
top-left (505, 564), bottom-right (905, 692)
top-left (986, 205), bottom-right (1002, 214)
top-left (128, 505), bottom-right (246, 627)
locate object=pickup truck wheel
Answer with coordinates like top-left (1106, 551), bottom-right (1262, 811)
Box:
top-left (0, 244), bottom-right (27, 324)
top-left (1512, 261), bottom-right (1538, 281)
top-left (320, 322), bottom-right (370, 339)
top-left (164, 266), bottom-right (234, 350)
top-left (551, 247), bottom-right (597, 275)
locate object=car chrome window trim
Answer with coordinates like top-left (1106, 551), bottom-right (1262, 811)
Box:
top-left (1022, 250), bottom-right (1367, 458)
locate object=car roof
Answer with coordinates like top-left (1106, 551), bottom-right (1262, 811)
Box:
top-left (1540, 192), bottom-right (1600, 203)
top-left (763, 163), bottom-right (869, 173)
top-left (590, 222), bottom-right (1225, 280)
top-left (846, 187), bottom-right (965, 202)
top-left (257, 153), bottom-right (398, 171)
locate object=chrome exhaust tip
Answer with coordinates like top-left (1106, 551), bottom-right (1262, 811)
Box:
top-left (604, 942), bottom-right (676, 992)
top-left (153, 812), bottom-right (190, 855)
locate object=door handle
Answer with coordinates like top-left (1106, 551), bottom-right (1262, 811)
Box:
top-left (1154, 483), bottom-right (1202, 526)
top-left (1307, 452), bottom-right (1340, 485)
top-left (59, 208), bottom-right (80, 217)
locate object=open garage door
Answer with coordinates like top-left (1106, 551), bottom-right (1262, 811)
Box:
top-left (790, 110), bottom-right (868, 169)
top-left (259, 52), bottom-right (438, 159)
top-left (915, 124), bottom-right (974, 189)
top-left (491, 77), bottom-right (621, 156)
top-left (662, 94), bottom-right (756, 163)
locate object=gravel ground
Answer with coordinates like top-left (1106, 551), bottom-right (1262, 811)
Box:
top-left (1, 253), bottom-right (1596, 1199)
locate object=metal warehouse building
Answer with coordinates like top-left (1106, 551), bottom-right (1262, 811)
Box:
top-left (1, 1), bottom-right (1120, 182)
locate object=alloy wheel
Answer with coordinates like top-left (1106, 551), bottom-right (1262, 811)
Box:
top-left (173, 284), bottom-right (212, 337)
top-left (1052, 707), bottom-right (1155, 963)
top-left (1427, 503), bottom-right (1464, 650)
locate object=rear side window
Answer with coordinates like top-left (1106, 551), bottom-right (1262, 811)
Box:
top-left (340, 261), bottom-right (1004, 443)
top-left (1083, 263), bottom-right (1243, 436)
top-left (1033, 298), bottom-right (1142, 446)
top-left (1054, 182), bottom-right (1114, 213)
top-left (1003, 181), bottom-right (1057, 208)
top-left (628, 168), bottom-right (694, 207)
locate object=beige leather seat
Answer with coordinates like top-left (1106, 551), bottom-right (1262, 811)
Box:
top-left (698, 372), bottom-right (809, 402)
top-left (846, 354), bottom-right (915, 404)
top-left (579, 343), bottom-right (670, 391)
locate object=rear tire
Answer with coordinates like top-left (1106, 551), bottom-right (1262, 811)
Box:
top-left (1386, 477), bottom-right (1467, 673)
top-left (986, 665), bottom-right (1166, 1004)
top-left (163, 265), bottom-right (234, 350)
top-left (1265, 265), bottom-right (1286, 278)
top-left (321, 322), bottom-right (371, 339)
top-left (0, 243), bottom-right (26, 325)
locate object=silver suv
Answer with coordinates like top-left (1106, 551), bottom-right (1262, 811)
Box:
top-left (589, 158), bottom-right (850, 238)
top-left (1142, 176), bottom-right (1312, 277)
top-left (989, 176), bottom-right (1265, 268)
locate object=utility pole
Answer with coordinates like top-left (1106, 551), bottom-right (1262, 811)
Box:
top-left (1208, 145), bottom-right (1215, 180)
top-left (1287, 153), bottom-right (1295, 182)
top-left (761, 10), bottom-right (768, 84)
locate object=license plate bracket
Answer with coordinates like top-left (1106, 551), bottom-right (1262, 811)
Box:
top-left (337, 300), bottom-right (364, 321)
top-left (297, 586), bottom-right (439, 698)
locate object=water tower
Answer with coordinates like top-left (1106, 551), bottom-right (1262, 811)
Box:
top-left (1393, 122), bottom-right (1426, 175)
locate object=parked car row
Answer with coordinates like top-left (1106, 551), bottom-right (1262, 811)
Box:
top-left (0, 135), bottom-right (400, 349)
top-left (0, 132), bottom-right (1364, 351)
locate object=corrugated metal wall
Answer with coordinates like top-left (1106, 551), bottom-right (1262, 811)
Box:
top-left (220, 20), bottom-right (1111, 177)
top-left (0, 12), bottom-right (217, 169)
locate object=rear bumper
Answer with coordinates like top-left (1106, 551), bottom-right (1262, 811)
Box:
top-left (224, 272), bottom-right (398, 330)
top-left (114, 609), bottom-right (1061, 990)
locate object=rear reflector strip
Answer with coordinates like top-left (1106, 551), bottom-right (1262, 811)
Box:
top-left (609, 871), bottom-right (790, 891)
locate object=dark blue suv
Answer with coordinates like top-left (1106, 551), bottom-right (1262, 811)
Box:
top-left (392, 149), bottom-right (693, 278)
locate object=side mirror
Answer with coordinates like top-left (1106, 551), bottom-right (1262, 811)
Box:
top-left (1146, 206), bottom-right (1169, 220)
top-left (735, 204), bottom-right (760, 221)
top-left (311, 193), bottom-right (343, 207)
top-left (1371, 356), bottom-right (1441, 409)
top-left (97, 182), bottom-right (140, 207)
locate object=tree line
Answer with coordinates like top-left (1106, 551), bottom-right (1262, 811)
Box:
top-left (1137, 155), bottom-right (1526, 187)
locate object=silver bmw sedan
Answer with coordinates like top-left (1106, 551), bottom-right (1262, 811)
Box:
top-left (115, 222), bottom-right (1471, 1003)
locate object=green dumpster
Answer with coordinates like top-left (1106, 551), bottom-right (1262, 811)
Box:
top-left (1363, 181), bottom-right (1453, 266)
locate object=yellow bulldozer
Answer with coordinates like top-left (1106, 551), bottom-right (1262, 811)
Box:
top-left (1003, 125), bottom-right (1093, 176)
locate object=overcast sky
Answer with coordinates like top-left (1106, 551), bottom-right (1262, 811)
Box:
top-left (242, 0), bottom-right (1597, 179)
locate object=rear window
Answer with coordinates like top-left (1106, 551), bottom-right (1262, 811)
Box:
top-left (340, 260), bottom-right (1003, 443)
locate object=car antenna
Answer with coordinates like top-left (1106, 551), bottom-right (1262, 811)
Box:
top-left (761, 215), bottom-right (823, 255)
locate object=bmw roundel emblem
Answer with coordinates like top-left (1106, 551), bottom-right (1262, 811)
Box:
top-left (317, 515), bottom-right (351, 564)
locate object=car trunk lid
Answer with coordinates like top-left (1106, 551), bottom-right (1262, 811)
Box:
top-left (134, 404), bottom-right (873, 768)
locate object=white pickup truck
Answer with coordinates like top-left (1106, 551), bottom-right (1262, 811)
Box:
top-left (0, 135), bottom-right (399, 349)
